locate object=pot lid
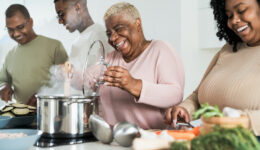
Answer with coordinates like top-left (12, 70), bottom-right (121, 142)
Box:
top-left (82, 40), bottom-right (107, 96)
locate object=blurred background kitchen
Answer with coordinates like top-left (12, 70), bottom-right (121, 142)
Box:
top-left (0, 0), bottom-right (225, 98)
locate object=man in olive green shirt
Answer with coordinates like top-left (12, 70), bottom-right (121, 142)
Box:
top-left (0, 4), bottom-right (68, 105)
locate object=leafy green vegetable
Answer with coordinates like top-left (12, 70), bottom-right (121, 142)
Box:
top-left (191, 126), bottom-right (260, 150)
top-left (170, 141), bottom-right (189, 150)
top-left (170, 126), bottom-right (260, 150)
top-left (193, 103), bottom-right (223, 119)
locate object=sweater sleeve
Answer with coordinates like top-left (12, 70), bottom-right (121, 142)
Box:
top-left (179, 46), bottom-right (224, 118)
top-left (136, 41), bottom-right (184, 108)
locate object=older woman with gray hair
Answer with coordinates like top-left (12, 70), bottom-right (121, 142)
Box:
top-left (98, 2), bottom-right (185, 129)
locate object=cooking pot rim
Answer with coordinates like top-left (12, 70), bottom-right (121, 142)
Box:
top-left (35, 95), bottom-right (98, 99)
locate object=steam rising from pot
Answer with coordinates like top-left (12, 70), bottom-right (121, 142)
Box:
top-left (38, 40), bottom-right (107, 97)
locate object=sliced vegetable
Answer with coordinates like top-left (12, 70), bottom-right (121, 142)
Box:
top-left (167, 131), bottom-right (195, 140)
top-left (29, 109), bottom-right (35, 113)
top-left (27, 106), bottom-right (36, 110)
top-left (1, 112), bottom-right (15, 117)
top-left (1, 106), bottom-right (14, 112)
top-left (11, 103), bottom-right (27, 108)
top-left (155, 127), bottom-right (200, 140)
top-left (0, 103), bottom-right (35, 117)
top-left (12, 108), bottom-right (30, 115)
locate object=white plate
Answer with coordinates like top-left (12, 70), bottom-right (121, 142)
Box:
top-left (0, 129), bottom-right (40, 150)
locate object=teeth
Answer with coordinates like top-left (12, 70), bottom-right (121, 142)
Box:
top-left (237, 25), bottom-right (248, 32)
top-left (116, 41), bottom-right (124, 48)
top-left (15, 36), bottom-right (23, 40)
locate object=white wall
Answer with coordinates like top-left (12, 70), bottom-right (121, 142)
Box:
top-left (0, 0), bottom-right (225, 100)
top-left (88, 0), bottom-right (181, 52)
top-left (180, 0), bottom-right (223, 98)
top-left (0, 0), bottom-right (180, 61)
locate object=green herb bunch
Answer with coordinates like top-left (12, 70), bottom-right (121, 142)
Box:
top-left (170, 141), bottom-right (189, 150)
top-left (170, 126), bottom-right (260, 150)
top-left (191, 126), bottom-right (260, 150)
top-left (193, 103), bottom-right (223, 119)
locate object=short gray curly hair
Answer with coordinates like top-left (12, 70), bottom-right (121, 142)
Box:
top-left (104, 2), bottom-right (140, 22)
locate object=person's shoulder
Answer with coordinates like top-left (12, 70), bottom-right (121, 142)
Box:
top-left (91, 24), bottom-right (106, 36)
top-left (6, 45), bottom-right (17, 57)
top-left (85, 23), bottom-right (105, 34)
top-left (151, 40), bottom-right (168, 46)
top-left (150, 40), bottom-right (175, 49)
top-left (149, 40), bottom-right (177, 55)
top-left (219, 43), bottom-right (234, 54)
top-left (37, 35), bottom-right (62, 45)
top-left (2, 45), bottom-right (19, 63)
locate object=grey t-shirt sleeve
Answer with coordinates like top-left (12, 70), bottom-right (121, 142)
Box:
top-left (54, 41), bottom-right (68, 65)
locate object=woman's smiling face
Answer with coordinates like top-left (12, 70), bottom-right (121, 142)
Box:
top-left (105, 14), bottom-right (142, 60)
top-left (226, 0), bottom-right (260, 46)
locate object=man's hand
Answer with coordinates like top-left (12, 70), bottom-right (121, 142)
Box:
top-left (26, 94), bottom-right (37, 107)
top-left (0, 84), bottom-right (13, 102)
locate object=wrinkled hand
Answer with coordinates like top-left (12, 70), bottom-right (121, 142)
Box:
top-left (165, 106), bottom-right (190, 128)
top-left (0, 84), bottom-right (13, 102)
top-left (26, 94), bottom-right (37, 107)
top-left (103, 66), bottom-right (142, 97)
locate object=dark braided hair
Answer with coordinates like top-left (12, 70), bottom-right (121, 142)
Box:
top-left (210, 0), bottom-right (260, 52)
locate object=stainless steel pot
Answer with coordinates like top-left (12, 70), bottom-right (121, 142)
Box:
top-left (36, 95), bottom-right (98, 138)
top-left (36, 40), bottom-right (106, 138)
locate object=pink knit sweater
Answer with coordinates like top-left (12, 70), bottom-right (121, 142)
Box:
top-left (99, 40), bottom-right (185, 129)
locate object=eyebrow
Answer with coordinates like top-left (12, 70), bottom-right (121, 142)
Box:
top-left (234, 2), bottom-right (245, 8)
top-left (106, 24), bottom-right (124, 33)
top-left (6, 22), bottom-right (26, 29)
top-left (112, 24), bottom-right (125, 30)
top-left (225, 2), bottom-right (245, 12)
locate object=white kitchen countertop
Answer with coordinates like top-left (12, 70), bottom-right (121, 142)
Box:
top-left (29, 141), bottom-right (132, 150)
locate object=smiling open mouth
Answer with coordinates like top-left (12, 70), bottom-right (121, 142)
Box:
top-left (15, 36), bottom-right (23, 40)
top-left (116, 40), bottom-right (125, 49)
top-left (237, 25), bottom-right (248, 32)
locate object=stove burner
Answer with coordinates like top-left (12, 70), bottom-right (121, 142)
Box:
top-left (34, 132), bottom-right (97, 147)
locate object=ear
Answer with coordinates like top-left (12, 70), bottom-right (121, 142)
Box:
top-left (135, 18), bottom-right (142, 32)
top-left (75, 2), bottom-right (81, 12)
top-left (29, 18), bottom-right (33, 27)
